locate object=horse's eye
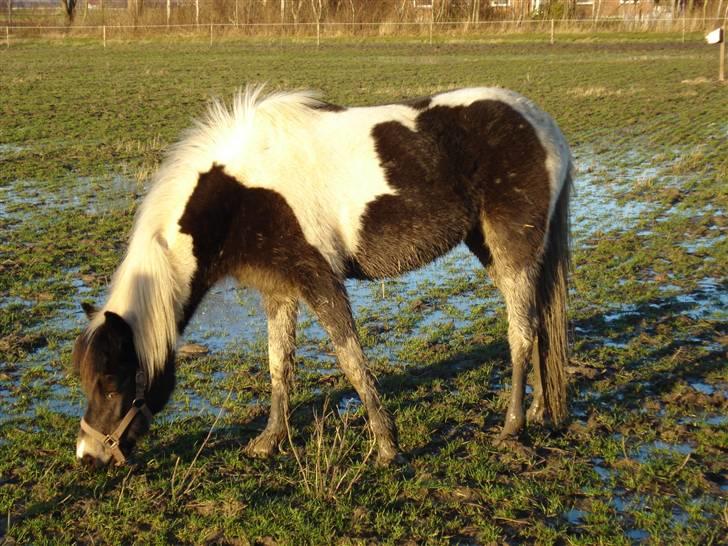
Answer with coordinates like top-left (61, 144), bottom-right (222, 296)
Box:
top-left (106, 392), bottom-right (117, 400)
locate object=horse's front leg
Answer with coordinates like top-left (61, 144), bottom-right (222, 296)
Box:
top-left (304, 279), bottom-right (401, 466)
top-left (246, 294), bottom-right (298, 458)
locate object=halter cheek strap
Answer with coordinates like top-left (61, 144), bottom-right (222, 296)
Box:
top-left (80, 370), bottom-right (153, 465)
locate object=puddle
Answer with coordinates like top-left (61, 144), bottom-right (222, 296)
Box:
top-left (563, 507), bottom-right (586, 525)
top-left (679, 237), bottom-right (719, 254)
top-left (591, 458), bottom-right (613, 481)
top-left (42, 268), bottom-right (102, 333)
top-left (626, 529), bottom-right (649, 541)
top-left (0, 175), bottom-right (140, 226)
top-left (600, 277), bottom-right (727, 327)
top-left (162, 389), bottom-right (222, 421)
top-left (183, 277), bottom-right (266, 354)
top-left (634, 440), bottom-right (693, 462)
top-left (0, 296), bottom-right (35, 311)
top-left (337, 394), bottom-right (363, 416)
top-left (603, 304), bottom-right (641, 323)
top-left (674, 278), bottom-right (728, 321)
top-left (0, 347), bottom-right (80, 425)
top-left (571, 156), bottom-right (656, 242)
top-left (690, 382), bottom-right (715, 395)
top-left (611, 488), bottom-right (647, 513)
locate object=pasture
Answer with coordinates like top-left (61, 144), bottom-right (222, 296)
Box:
top-left (1, 35), bottom-right (726, 544)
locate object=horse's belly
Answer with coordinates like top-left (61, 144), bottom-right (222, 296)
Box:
top-left (346, 191), bottom-right (476, 280)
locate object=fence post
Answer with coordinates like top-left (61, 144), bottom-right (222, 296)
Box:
top-left (682, 14), bottom-right (686, 43)
top-left (6, 26), bottom-right (9, 49)
top-left (103, 25), bottom-right (106, 47)
top-left (166, 0), bottom-right (170, 28)
top-left (210, 22), bottom-right (213, 46)
top-left (720, 24), bottom-right (726, 82)
top-left (550, 18), bottom-right (555, 44)
top-left (196, 0), bottom-right (200, 30)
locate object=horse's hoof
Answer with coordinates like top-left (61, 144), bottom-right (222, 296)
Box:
top-left (526, 405), bottom-right (546, 425)
top-left (245, 434), bottom-right (280, 459)
top-left (376, 451), bottom-right (413, 476)
top-left (495, 427), bottom-right (524, 447)
top-left (375, 446), bottom-right (407, 466)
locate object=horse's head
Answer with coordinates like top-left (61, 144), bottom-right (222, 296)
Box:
top-left (73, 305), bottom-right (153, 467)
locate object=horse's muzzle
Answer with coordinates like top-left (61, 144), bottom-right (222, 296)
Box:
top-left (76, 398), bottom-right (153, 467)
top-left (76, 430), bottom-right (114, 467)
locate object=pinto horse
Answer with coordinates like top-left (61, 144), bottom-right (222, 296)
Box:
top-left (73, 86), bottom-right (572, 467)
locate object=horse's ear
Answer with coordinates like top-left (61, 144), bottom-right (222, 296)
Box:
top-left (104, 311), bottom-right (129, 331)
top-left (71, 335), bottom-right (84, 375)
top-left (103, 311), bottom-right (136, 364)
top-left (81, 302), bottom-right (98, 320)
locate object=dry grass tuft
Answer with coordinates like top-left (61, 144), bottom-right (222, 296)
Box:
top-left (287, 398), bottom-right (375, 501)
top-left (680, 77), bottom-right (710, 85)
top-left (567, 86), bottom-right (639, 98)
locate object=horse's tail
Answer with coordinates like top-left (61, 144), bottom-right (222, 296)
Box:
top-left (536, 165), bottom-right (572, 428)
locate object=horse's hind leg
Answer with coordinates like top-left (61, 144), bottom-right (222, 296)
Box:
top-left (495, 268), bottom-right (539, 440)
top-left (246, 294), bottom-right (298, 458)
top-left (526, 341), bottom-right (546, 425)
top-left (468, 222), bottom-right (541, 440)
top-left (302, 278), bottom-right (400, 465)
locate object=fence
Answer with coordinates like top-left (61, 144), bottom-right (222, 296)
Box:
top-left (1, 16), bottom-right (725, 48)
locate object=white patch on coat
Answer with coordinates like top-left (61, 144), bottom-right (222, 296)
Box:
top-left (76, 435), bottom-right (112, 464)
top-left (431, 87), bottom-right (572, 217)
top-left (75, 437), bottom-right (87, 459)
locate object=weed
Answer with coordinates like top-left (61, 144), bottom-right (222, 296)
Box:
top-left (287, 399), bottom-right (376, 502)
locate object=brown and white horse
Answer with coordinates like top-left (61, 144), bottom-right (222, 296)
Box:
top-left (72, 86), bottom-right (572, 467)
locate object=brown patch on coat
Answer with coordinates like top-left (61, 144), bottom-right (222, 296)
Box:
top-left (178, 165), bottom-right (344, 325)
top-left (353, 99), bottom-right (551, 278)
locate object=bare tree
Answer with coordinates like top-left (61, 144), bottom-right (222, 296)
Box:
top-left (60, 0), bottom-right (78, 21)
top-left (128, 0), bottom-right (144, 22)
top-left (311, 0), bottom-right (323, 43)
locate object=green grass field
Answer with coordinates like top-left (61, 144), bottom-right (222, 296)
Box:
top-left (1, 36), bottom-right (726, 545)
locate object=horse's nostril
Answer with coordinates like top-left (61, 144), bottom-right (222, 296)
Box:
top-left (81, 454), bottom-right (98, 468)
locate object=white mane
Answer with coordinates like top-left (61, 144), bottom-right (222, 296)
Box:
top-left (88, 85), bottom-right (326, 380)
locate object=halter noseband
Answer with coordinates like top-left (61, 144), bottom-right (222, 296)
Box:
top-left (80, 370), bottom-right (152, 465)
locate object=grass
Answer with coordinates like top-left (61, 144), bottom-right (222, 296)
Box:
top-left (1, 35), bottom-right (727, 544)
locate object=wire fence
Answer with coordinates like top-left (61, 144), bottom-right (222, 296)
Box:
top-left (2, 16), bottom-right (726, 47)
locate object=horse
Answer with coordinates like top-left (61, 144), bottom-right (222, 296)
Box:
top-left (72, 85), bottom-right (572, 467)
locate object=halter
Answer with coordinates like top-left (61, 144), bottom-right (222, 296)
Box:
top-left (80, 369), bottom-right (153, 465)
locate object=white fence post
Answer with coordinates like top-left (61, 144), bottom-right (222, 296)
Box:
top-left (6, 26), bottom-right (9, 49)
top-left (720, 24), bottom-right (726, 81)
top-left (550, 18), bottom-right (554, 44)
